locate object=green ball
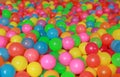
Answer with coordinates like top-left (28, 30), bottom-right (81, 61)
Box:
top-left (43, 3), bottom-right (50, 8)
top-left (57, 5), bottom-right (64, 11)
top-left (49, 38), bottom-right (62, 51)
top-left (95, 22), bottom-right (101, 28)
top-left (66, 2), bottom-right (73, 10)
top-left (45, 24), bottom-right (54, 32)
top-left (19, 33), bottom-right (26, 38)
top-left (39, 36), bottom-right (49, 44)
top-left (23, 20), bottom-right (34, 26)
top-left (61, 71), bottom-right (75, 77)
top-left (56, 21), bottom-right (66, 29)
top-left (86, 15), bottom-right (95, 22)
top-left (107, 26), bottom-right (118, 35)
top-left (81, 4), bottom-right (88, 11)
top-left (72, 34), bottom-right (81, 47)
top-left (2, 9), bottom-right (11, 18)
top-left (54, 62), bottom-right (66, 74)
top-left (90, 37), bottom-right (102, 48)
top-left (112, 53), bottom-right (120, 67)
top-left (62, 8), bottom-right (70, 15)
top-left (31, 30), bottom-right (40, 39)
top-left (50, 51), bottom-right (59, 60)
top-left (69, 25), bottom-right (76, 33)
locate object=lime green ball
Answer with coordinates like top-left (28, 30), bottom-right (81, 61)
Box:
top-left (43, 3), bottom-right (50, 8)
top-left (81, 4), bottom-right (88, 11)
top-left (23, 20), bottom-right (34, 26)
top-left (72, 34), bottom-right (81, 47)
top-left (2, 9), bottom-right (11, 18)
top-left (86, 15), bottom-right (95, 22)
top-left (107, 26), bottom-right (118, 35)
top-left (56, 21), bottom-right (66, 29)
top-left (50, 51), bottom-right (59, 60)
top-left (95, 22), bottom-right (101, 28)
top-left (62, 8), bottom-right (70, 15)
top-left (49, 38), bottom-right (62, 51)
top-left (66, 2), bottom-right (73, 9)
top-left (87, 31), bottom-right (92, 35)
top-left (19, 33), bottom-right (26, 38)
top-left (69, 25), bottom-right (76, 33)
top-left (54, 62), bottom-right (66, 74)
top-left (45, 24), bottom-right (54, 32)
top-left (90, 37), bottom-right (102, 48)
top-left (31, 30), bottom-right (40, 39)
top-left (39, 36), bottom-right (49, 44)
top-left (61, 71), bottom-right (75, 77)
top-left (57, 5), bottom-right (64, 11)
top-left (101, 15), bottom-right (108, 21)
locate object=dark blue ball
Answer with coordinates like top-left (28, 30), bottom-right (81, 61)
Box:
top-left (34, 41), bottom-right (48, 54)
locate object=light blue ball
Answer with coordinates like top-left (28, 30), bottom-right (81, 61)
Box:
top-left (0, 48), bottom-right (9, 61)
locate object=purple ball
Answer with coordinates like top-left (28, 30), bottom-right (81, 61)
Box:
top-left (37, 20), bottom-right (46, 27)
top-left (91, 28), bottom-right (99, 33)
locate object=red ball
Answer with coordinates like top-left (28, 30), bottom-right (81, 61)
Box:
top-left (15, 71), bottom-right (30, 77)
top-left (10, 13), bottom-right (20, 23)
top-left (8, 43), bottom-right (25, 57)
top-left (86, 54), bottom-right (100, 67)
top-left (76, 24), bottom-right (86, 34)
top-left (85, 42), bottom-right (99, 54)
top-left (79, 71), bottom-right (94, 77)
top-left (101, 34), bottom-right (113, 46)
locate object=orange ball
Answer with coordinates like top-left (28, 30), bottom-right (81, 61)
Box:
top-left (112, 74), bottom-right (120, 77)
top-left (0, 56), bottom-right (4, 66)
top-left (97, 66), bottom-right (112, 77)
top-left (100, 22), bottom-right (110, 29)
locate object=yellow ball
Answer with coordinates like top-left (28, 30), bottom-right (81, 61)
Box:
top-left (87, 4), bottom-right (93, 9)
top-left (66, 66), bottom-right (70, 71)
top-left (85, 67), bottom-right (97, 77)
top-left (30, 17), bottom-right (38, 26)
top-left (11, 56), bottom-right (28, 71)
top-left (63, 0), bottom-right (70, 2)
top-left (10, 35), bottom-right (22, 43)
top-left (69, 47), bottom-right (81, 58)
top-left (44, 70), bottom-right (59, 77)
top-left (97, 28), bottom-right (107, 36)
top-left (78, 22), bottom-right (86, 27)
top-left (0, 28), bottom-right (6, 36)
top-left (108, 64), bottom-right (117, 75)
top-left (60, 32), bottom-right (71, 38)
top-left (10, 21), bottom-right (18, 27)
top-left (79, 42), bottom-right (87, 55)
top-left (6, 0), bottom-right (12, 5)
top-left (112, 29), bottom-right (120, 40)
top-left (27, 62), bottom-right (42, 77)
top-left (98, 52), bottom-right (111, 65)
top-left (59, 49), bottom-right (66, 54)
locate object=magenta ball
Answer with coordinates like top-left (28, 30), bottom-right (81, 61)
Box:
top-left (37, 20), bottom-right (46, 27)
top-left (0, 36), bottom-right (8, 48)
top-left (22, 24), bottom-right (32, 34)
top-left (6, 30), bottom-right (16, 38)
top-left (24, 48), bottom-right (39, 62)
top-left (116, 67), bottom-right (120, 73)
top-left (59, 52), bottom-right (72, 66)
top-left (79, 32), bottom-right (89, 42)
top-left (62, 37), bottom-right (74, 50)
top-left (70, 59), bottom-right (85, 74)
top-left (40, 54), bottom-right (56, 70)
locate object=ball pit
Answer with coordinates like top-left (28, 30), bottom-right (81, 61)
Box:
top-left (0, 0), bottom-right (120, 77)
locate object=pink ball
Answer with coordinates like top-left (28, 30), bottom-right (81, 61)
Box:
top-left (0, 36), bottom-right (8, 48)
top-left (6, 30), bottom-right (16, 38)
top-left (22, 24), bottom-right (32, 34)
top-left (24, 48), bottom-right (39, 62)
top-left (40, 54), bottom-right (56, 70)
top-left (79, 32), bottom-right (89, 42)
top-left (70, 59), bottom-right (85, 74)
top-left (62, 37), bottom-right (74, 50)
top-left (59, 52), bottom-right (72, 66)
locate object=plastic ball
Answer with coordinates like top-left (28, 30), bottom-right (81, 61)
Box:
top-left (0, 48), bottom-right (9, 61)
top-left (11, 56), bottom-right (28, 71)
top-left (60, 32), bottom-right (71, 38)
top-left (24, 48), bottom-right (39, 62)
top-left (44, 70), bottom-right (59, 77)
top-left (0, 64), bottom-right (16, 77)
top-left (15, 71), bottom-right (30, 77)
top-left (8, 42), bottom-right (25, 57)
top-left (49, 38), bottom-right (62, 51)
top-left (85, 67), bottom-right (97, 77)
top-left (45, 24), bottom-right (54, 32)
top-left (37, 20), bottom-right (46, 27)
top-left (72, 34), bottom-right (81, 47)
top-left (21, 38), bottom-right (34, 49)
top-left (108, 64), bottom-right (117, 75)
top-left (97, 66), bottom-right (112, 77)
top-left (40, 54), bottom-right (56, 70)
top-left (97, 28), bottom-right (107, 36)
top-left (85, 42), bottom-right (98, 54)
top-left (26, 32), bottom-right (37, 42)
top-left (76, 24), bottom-right (86, 34)
top-left (0, 28), bottom-right (6, 36)
top-left (34, 41), bottom-right (48, 54)
top-left (59, 52), bottom-right (72, 66)
top-left (47, 28), bottom-right (59, 39)
top-left (54, 62), bottom-right (66, 74)
top-left (2, 9), bottom-right (11, 18)
top-left (69, 47), bottom-right (81, 58)
top-left (79, 32), bottom-right (89, 42)
top-left (22, 24), bottom-right (32, 34)
top-left (39, 36), bottom-right (49, 44)
top-left (0, 36), bottom-right (8, 48)
top-left (31, 30), bottom-right (40, 39)
top-left (10, 35), bottom-right (22, 43)
top-left (101, 34), bottom-right (113, 46)
top-left (98, 52), bottom-right (111, 65)
top-left (70, 59), bottom-right (85, 74)
top-left (100, 22), bottom-right (110, 29)
top-left (111, 40), bottom-right (120, 53)
top-left (90, 37), bottom-right (102, 48)
top-left (86, 54), bottom-right (100, 67)
top-left (34, 25), bottom-right (44, 32)
top-left (112, 29), bottom-right (120, 40)
top-left (0, 56), bottom-right (4, 66)
top-left (79, 71), bottom-right (94, 77)
top-left (61, 71), bottom-right (75, 77)
top-left (27, 62), bottom-right (42, 77)
top-left (112, 53), bottom-right (120, 67)
top-left (0, 17), bottom-right (9, 26)
top-left (79, 42), bottom-right (87, 55)
top-left (62, 37), bottom-right (74, 50)
top-left (86, 21), bottom-right (95, 28)
top-left (6, 30), bottom-right (16, 38)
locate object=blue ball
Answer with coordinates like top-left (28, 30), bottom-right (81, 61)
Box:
top-left (21, 38), bottom-right (34, 49)
top-left (39, 30), bottom-right (47, 36)
top-left (0, 64), bottom-right (16, 77)
top-left (34, 41), bottom-right (48, 54)
top-left (47, 28), bottom-right (58, 39)
top-left (111, 40), bottom-right (120, 53)
top-left (34, 25), bottom-right (44, 32)
top-left (0, 48), bottom-right (9, 61)
top-left (86, 21), bottom-right (95, 28)
top-left (0, 17), bottom-right (9, 26)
